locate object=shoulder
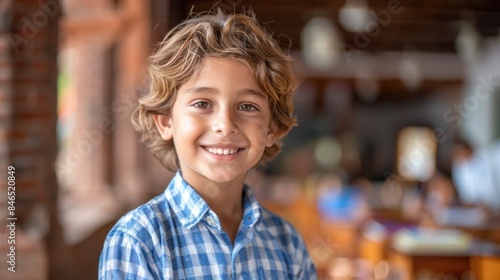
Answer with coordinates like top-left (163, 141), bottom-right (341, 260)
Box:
top-left (259, 207), bottom-right (295, 233)
top-left (99, 193), bottom-right (175, 279)
top-left (106, 192), bottom-right (172, 246)
top-left (259, 207), bottom-right (307, 254)
top-left (258, 207), bottom-right (317, 279)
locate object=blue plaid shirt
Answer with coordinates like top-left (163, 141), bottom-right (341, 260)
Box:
top-left (99, 172), bottom-right (317, 279)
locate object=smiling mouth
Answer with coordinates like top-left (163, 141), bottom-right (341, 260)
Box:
top-left (204, 147), bottom-right (241, 155)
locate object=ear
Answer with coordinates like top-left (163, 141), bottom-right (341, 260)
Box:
top-left (152, 113), bottom-right (174, 141)
top-left (265, 121), bottom-right (279, 147)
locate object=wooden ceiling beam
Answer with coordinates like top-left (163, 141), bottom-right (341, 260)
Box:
top-left (173, 0), bottom-right (500, 53)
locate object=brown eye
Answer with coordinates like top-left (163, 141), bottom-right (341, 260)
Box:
top-left (238, 104), bottom-right (258, 111)
top-left (193, 101), bottom-right (210, 109)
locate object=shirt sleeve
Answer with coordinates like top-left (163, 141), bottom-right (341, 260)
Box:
top-left (296, 237), bottom-right (318, 280)
top-left (301, 257), bottom-right (317, 279)
top-left (99, 229), bottom-right (163, 280)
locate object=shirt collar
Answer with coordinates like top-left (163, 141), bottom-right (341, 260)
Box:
top-left (164, 172), bottom-right (262, 229)
top-left (164, 172), bottom-right (210, 229)
top-left (241, 182), bottom-right (262, 228)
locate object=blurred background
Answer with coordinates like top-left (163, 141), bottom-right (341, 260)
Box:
top-left (1, 0), bottom-right (500, 279)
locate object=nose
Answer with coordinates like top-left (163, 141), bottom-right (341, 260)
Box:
top-left (211, 107), bottom-right (238, 136)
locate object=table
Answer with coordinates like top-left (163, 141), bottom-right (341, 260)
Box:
top-left (388, 241), bottom-right (500, 280)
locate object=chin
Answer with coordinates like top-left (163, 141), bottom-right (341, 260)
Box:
top-left (204, 169), bottom-right (244, 184)
top-left (207, 174), bottom-right (237, 184)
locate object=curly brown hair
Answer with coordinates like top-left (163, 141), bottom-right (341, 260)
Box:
top-left (131, 10), bottom-right (300, 171)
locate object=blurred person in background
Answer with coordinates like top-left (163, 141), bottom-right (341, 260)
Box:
top-left (452, 138), bottom-right (500, 217)
top-left (316, 172), bottom-right (370, 224)
top-left (424, 170), bottom-right (458, 218)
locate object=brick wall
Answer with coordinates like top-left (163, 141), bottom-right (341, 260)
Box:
top-left (0, 0), bottom-right (69, 279)
top-left (1, 0), bottom-right (171, 278)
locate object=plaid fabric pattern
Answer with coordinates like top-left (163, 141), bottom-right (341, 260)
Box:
top-left (99, 172), bottom-right (317, 279)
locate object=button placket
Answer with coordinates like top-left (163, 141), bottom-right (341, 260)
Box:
top-left (206, 215), bottom-right (217, 227)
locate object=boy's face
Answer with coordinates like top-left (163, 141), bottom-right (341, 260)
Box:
top-left (153, 57), bottom-right (277, 187)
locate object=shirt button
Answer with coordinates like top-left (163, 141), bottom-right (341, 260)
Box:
top-left (207, 216), bottom-right (216, 227)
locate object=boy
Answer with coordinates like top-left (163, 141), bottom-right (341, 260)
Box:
top-left (99, 10), bottom-right (317, 279)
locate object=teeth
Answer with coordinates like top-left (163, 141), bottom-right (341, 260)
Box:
top-left (207, 147), bottom-right (238, 155)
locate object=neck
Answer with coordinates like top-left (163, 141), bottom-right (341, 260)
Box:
top-left (200, 181), bottom-right (244, 219)
top-left (184, 174), bottom-right (246, 243)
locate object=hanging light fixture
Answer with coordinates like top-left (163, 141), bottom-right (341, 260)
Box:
top-left (455, 20), bottom-right (481, 61)
top-left (301, 16), bottom-right (341, 71)
top-left (338, 0), bottom-right (371, 33)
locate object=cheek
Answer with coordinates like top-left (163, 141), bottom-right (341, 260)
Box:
top-left (248, 123), bottom-right (270, 147)
top-left (172, 115), bottom-right (205, 144)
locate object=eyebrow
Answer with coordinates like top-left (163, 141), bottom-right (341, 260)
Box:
top-left (183, 87), bottom-right (217, 95)
top-left (184, 87), bottom-right (267, 99)
top-left (239, 88), bottom-right (267, 100)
